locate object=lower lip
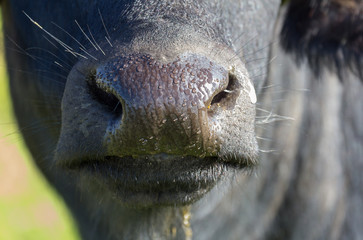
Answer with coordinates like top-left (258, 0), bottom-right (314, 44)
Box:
top-left (71, 156), bottom-right (236, 206)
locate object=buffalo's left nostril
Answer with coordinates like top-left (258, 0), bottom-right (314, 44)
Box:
top-left (86, 70), bottom-right (123, 118)
top-left (208, 72), bottom-right (238, 114)
top-left (210, 73), bottom-right (235, 105)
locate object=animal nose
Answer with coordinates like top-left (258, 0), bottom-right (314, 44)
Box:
top-left (88, 53), bottom-right (231, 157)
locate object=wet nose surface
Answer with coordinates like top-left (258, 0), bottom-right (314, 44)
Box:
top-left (92, 53), bottom-right (229, 157)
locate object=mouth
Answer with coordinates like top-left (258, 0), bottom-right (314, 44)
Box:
top-left (65, 154), bottom-right (254, 207)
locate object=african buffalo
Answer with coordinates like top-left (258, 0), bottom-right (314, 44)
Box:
top-left (1, 0), bottom-right (362, 239)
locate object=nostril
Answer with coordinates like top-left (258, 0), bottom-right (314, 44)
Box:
top-left (86, 70), bottom-right (123, 118)
top-left (210, 72), bottom-right (237, 107)
top-left (210, 90), bottom-right (228, 106)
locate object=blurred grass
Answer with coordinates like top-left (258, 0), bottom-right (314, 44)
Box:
top-left (0, 12), bottom-right (80, 240)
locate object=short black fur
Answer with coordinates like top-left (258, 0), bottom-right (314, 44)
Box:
top-left (281, 0), bottom-right (363, 79)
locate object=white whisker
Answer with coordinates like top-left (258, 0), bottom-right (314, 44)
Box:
top-left (98, 8), bottom-right (112, 43)
top-left (23, 11), bottom-right (79, 58)
top-left (75, 19), bottom-right (98, 51)
top-left (87, 25), bottom-right (105, 56)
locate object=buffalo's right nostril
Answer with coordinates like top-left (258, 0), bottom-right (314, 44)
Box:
top-left (86, 70), bottom-right (123, 118)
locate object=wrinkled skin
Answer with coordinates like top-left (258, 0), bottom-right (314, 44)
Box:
top-left (1, 0), bottom-right (363, 239)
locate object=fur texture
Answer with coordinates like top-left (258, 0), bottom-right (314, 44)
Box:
top-left (281, 0), bottom-right (363, 78)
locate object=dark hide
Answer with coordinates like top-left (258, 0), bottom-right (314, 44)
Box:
top-left (281, 0), bottom-right (363, 78)
top-left (1, 0), bottom-right (362, 239)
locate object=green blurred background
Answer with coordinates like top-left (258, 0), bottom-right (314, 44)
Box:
top-left (0, 13), bottom-right (80, 240)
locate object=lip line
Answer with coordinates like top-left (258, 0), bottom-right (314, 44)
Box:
top-left (62, 154), bottom-right (254, 170)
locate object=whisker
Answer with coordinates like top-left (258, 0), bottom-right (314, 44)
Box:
top-left (256, 136), bottom-right (272, 142)
top-left (245, 57), bottom-right (269, 64)
top-left (42, 35), bottom-right (76, 64)
top-left (243, 42), bottom-right (274, 59)
top-left (52, 22), bottom-right (91, 54)
top-left (42, 35), bottom-right (58, 49)
top-left (256, 114), bottom-right (294, 124)
top-left (54, 61), bottom-right (65, 69)
top-left (65, 49), bottom-right (88, 59)
top-left (258, 149), bottom-right (277, 153)
top-left (229, 34), bottom-right (259, 62)
top-left (87, 25), bottom-right (105, 56)
top-left (105, 36), bottom-right (113, 47)
top-left (260, 84), bottom-right (281, 90)
top-left (75, 19), bottom-right (98, 51)
top-left (26, 47), bottom-right (72, 70)
top-left (98, 8), bottom-right (112, 44)
top-left (23, 11), bottom-right (80, 58)
top-left (6, 35), bottom-right (36, 60)
top-left (77, 47), bottom-right (98, 60)
top-left (79, 47), bottom-right (98, 60)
